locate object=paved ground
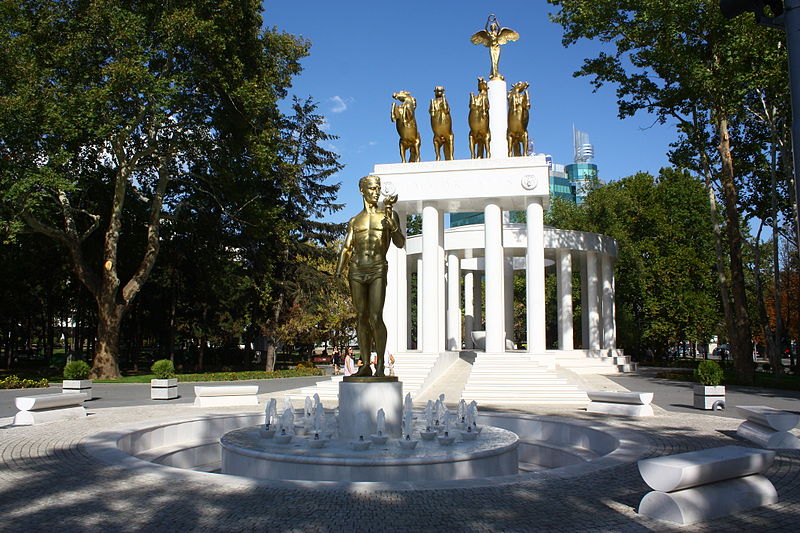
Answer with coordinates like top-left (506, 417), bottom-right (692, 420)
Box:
top-left (1, 369), bottom-right (799, 532)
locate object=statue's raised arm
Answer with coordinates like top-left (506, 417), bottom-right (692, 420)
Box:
top-left (470, 14), bottom-right (519, 81)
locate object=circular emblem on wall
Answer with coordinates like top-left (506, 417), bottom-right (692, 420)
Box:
top-left (382, 181), bottom-right (397, 196)
top-left (521, 175), bottom-right (538, 190)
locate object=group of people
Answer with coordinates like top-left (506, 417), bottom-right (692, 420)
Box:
top-left (331, 347), bottom-right (395, 377)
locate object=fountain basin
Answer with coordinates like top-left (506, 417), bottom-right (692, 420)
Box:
top-left (220, 425), bottom-right (518, 482)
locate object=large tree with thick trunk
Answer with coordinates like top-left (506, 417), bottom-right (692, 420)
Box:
top-left (548, 0), bottom-right (788, 383)
top-left (0, 0), bottom-right (306, 378)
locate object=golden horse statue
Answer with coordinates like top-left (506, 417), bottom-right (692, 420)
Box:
top-left (429, 86), bottom-right (454, 161)
top-left (468, 77), bottom-right (491, 159)
top-left (391, 91), bottom-right (421, 163)
top-left (507, 81), bottom-right (530, 157)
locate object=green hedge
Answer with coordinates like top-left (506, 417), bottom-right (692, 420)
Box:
top-left (0, 375), bottom-right (49, 389)
top-left (175, 367), bottom-right (324, 382)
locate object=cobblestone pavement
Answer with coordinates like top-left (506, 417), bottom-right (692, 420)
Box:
top-left (2, 400), bottom-right (800, 533)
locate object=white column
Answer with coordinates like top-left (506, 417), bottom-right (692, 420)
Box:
top-left (396, 215), bottom-right (408, 353)
top-left (581, 256), bottom-right (589, 349)
top-left (384, 241), bottom-right (398, 355)
top-left (464, 271), bottom-right (475, 349)
top-left (416, 258), bottom-right (423, 350)
top-left (446, 253), bottom-right (461, 351)
top-left (407, 255), bottom-right (414, 350)
top-left (586, 251), bottom-right (600, 350)
top-left (504, 257), bottom-right (514, 347)
top-left (601, 254), bottom-right (617, 350)
top-left (484, 202), bottom-right (505, 352)
top-left (421, 204), bottom-right (441, 353)
top-left (487, 79), bottom-right (508, 159)
top-left (557, 249), bottom-right (574, 351)
top-left (474, 272), bottom-right (483, 331)
top-left (438, 214), bottom-right (446, 352)
top-left (526, 198), bottom-right (546, 353)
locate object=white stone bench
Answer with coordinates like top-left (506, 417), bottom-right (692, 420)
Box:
top-left (736, 405), bottom-right (800, 449)
top-left (586, 391), bottom-right (653, 416)
top-left (637, 445), bottom-right (777, 524)
top-left (14, 392), bottom-right (88, 425)
top-left (193, 385), bottom-right (259, 407)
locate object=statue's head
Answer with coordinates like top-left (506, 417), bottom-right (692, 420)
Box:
top-left (392, 90), bottom-right (413, 102)
top-left (434, 86), bottom-right (445, 97)
top-left (359, 175), bottom-right (381, 193)
top-left (511, 81), bottom-right (529, 93)
top-left (477, 77), bottom-right (488, 91)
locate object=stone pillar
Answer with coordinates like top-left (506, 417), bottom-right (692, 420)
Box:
top-left (396, 215), bottom-right (408, 353)
top-left (474, 272), bottom-right (483, 331)
top-left (446, 253), bottom-right (461, 351)
top-left (601, 254), bottom-right (617, 350)
top-left (438, 216), bottom-right (446, 352)
top-left (421, 204), bottom-right (441, 353)
top-left (488, 79), bottom-right (508, 159)
top-left (586, 251), bottom-right (601, 350)
top-left (384, 239), bottom-right (398, 356)
top-left (557, 249), bottom-right (574, 351)
top-left (504, 257), bottom-right (515, 347)
top-left (464, 270), bottom-right (475, 349)
top-left (407, 255), bottom-right (414, 350)
top-left (416, 258), bottom-right (423, 350)
top-left (526, 198), bottom-right (546, 353)
top-left (484, 202), bottom-right (505, 352)
top-left (581, 255), bottom-right (589, 349)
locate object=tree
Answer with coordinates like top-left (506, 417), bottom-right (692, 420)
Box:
top-left (256, 97), bottom-right (344, 371)
top-left (548, 0), bottom-right (786, 382)
top-left (547, 170), bottom-right (721, 357)
top-left (0, 0), bottom-right (307, 378)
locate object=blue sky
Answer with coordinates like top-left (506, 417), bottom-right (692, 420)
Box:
top-left (264, 1), bottom-right (678, 224)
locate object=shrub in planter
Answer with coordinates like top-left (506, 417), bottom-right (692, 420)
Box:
top-left (150, 359), bottom-right (178, 400)
top-left (63, 360), bottom-right (91, 380)
top-left (694, 360), bottom-right (724, 386)
top-left (151, 359), bottom-right (176, 379)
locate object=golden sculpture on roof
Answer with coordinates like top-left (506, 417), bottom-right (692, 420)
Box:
top-left (429, 86), bottom-right (454, 161)
top-left (468, 77), bottom-right (491, 159)
top-left (390, 91), bottom-right (421, 163)
top-left (507, 81), bottom-right (530, 157)
top-left (470, 14), bottom-right (519, 81)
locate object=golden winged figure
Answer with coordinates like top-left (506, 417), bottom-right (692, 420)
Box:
top-left (470, 14), bottom-right (519, 81)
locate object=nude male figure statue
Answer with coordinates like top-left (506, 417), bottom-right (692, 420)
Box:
top-left (335, 175), bottom-right (405, 377)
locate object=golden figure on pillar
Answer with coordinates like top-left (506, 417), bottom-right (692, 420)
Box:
top-left (470, 14), bottom-right (519, 81)
top-left (336, 176), bottom-right (405, 379)
top-left (390, 91), bottom-right (421, 163)
top-left (429, 86), bottom-right (454, 161)
top-left (468, 77), bottom-right (491, 159)
top-left (507, 81), bottom-right (530, 157)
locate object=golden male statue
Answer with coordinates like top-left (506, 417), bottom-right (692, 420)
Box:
top-left (468, 77), bottom-right (491, 159)
top-left (429, 86), bottom-right (454, 161)
top-left (507, 81), bottom-right (530, 157)
top-left (470, 14), bottom-right (519, 81)
top-left (390, 91), bottom-right (421, 163)
top-left (336, 176), bottom-right (405, 377)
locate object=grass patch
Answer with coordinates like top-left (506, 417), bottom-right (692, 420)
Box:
top-left (654, 369), bottom-right (800, 391)
top-left (94, 367), bottom-right (325, 383)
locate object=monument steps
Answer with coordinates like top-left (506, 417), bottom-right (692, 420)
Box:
top-left (553, 349), bottom-right (635, 375)
top-left (460, 352), bottom-right (589, 405)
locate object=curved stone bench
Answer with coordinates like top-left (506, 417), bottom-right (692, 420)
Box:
top-left (586, 391), bottom-right (653, 417)
top-left (193, 385), bottom-right (259, 407)
top-left (14, 392), bottom-right (88, 426)
top-left (736, 405), bottom-right (800, 449)
top-left (637, 445), bottom-right (777, 525)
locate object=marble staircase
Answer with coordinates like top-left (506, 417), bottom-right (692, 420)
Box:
top-left (554, 349), bottom-right (637, 374)
top-left (460, 352), bottom-right (589, 405)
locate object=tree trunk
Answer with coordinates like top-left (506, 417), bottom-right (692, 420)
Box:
top-left (715, 113), bottom-right (753, 384)
top-left (93, 303), bottom-right (123, 379)
top-left (265, 339), bottom-right (277, 372)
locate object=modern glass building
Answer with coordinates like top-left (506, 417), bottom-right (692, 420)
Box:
top-left (565, 162), bottom-right (599, 205)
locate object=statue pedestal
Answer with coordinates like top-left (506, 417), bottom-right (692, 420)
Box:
top-left (487, 78), bottom-right (508, 158)
top-left (338, 380), bottom-right (402, 439)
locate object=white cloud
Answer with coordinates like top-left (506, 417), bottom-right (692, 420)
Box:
top-left (329, 95), bottom-right (353, 113)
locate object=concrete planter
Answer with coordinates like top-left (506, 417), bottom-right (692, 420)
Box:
top-left (693, 385), bottom-right (725, 410)
top-left (151, 378), bottom-right (179, 400)
top-left (62, 379), bottom-right (92, 400)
